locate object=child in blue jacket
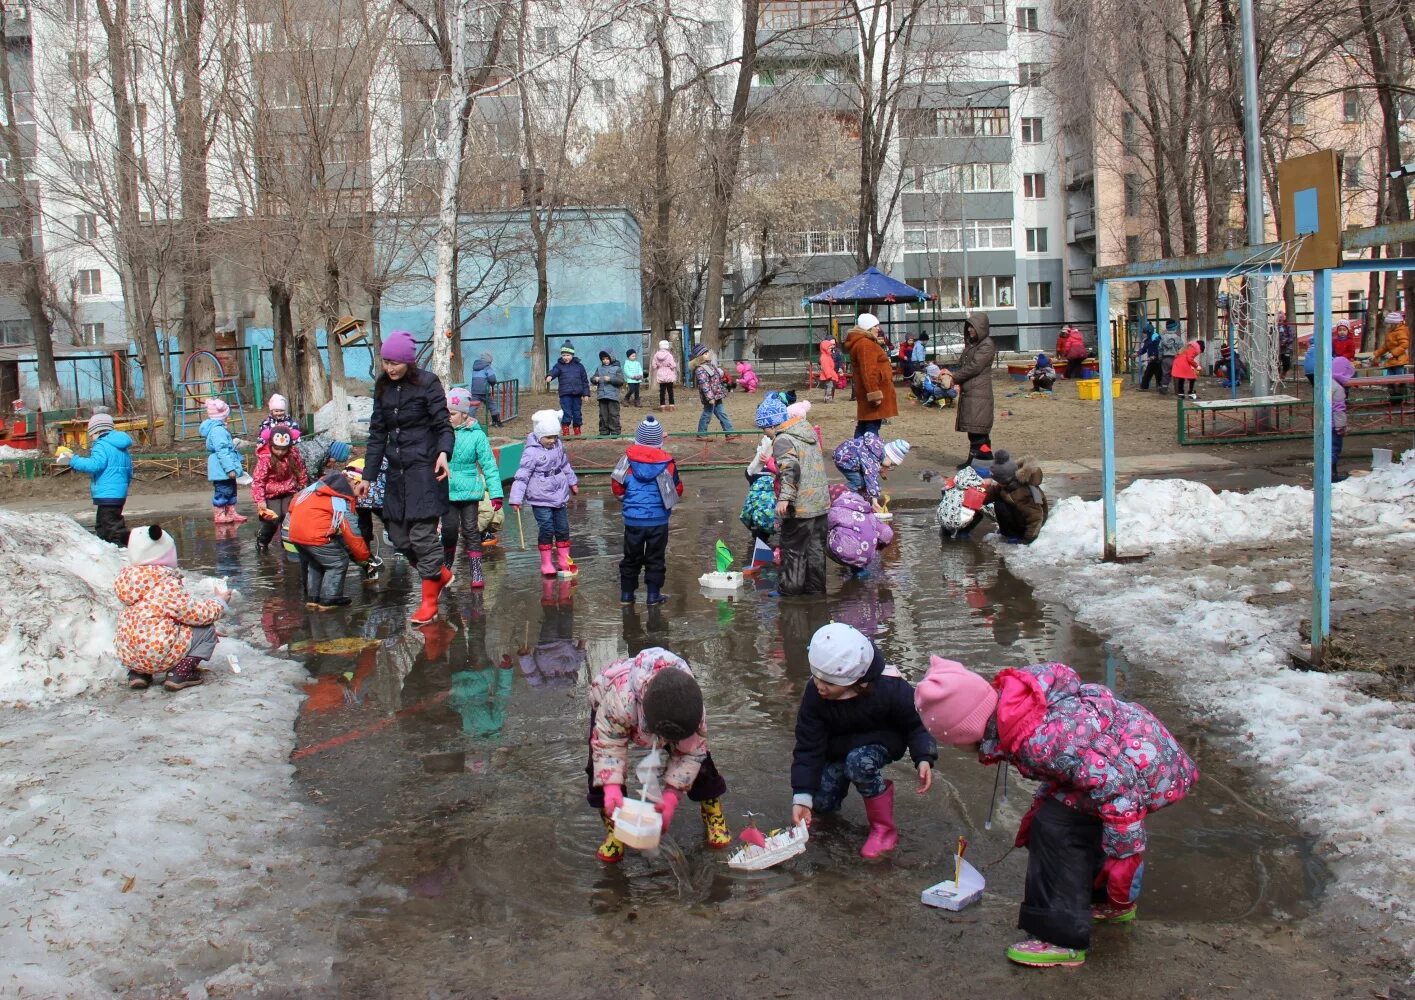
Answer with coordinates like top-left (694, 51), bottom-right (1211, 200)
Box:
top-left (63, 411), bottom-right (134, 544)
top-left (610, 415), bottom-right (682, 606)
top-left (545, 340), bottom-right (590, 436)
top-left (200, 398), bottom-right (247, 524)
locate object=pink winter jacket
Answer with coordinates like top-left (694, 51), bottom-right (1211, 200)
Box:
top-left (588, 647), bottom-right (708, 792)
top-left (978, 662), bottom-right (1198, 859)
top-left (651, 348), bottom-right (678, 385)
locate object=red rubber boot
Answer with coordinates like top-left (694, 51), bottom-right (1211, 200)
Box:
top-left (409, 576), bottom-right (440, 625)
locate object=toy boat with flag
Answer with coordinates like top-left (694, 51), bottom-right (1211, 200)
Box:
top-left (700, 538), bottom-right (745, 592)
top-left (727, 821), bottom-right (809, 870)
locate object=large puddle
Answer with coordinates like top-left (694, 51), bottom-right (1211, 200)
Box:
top-left (167, 473), bottom-right (1328, 970)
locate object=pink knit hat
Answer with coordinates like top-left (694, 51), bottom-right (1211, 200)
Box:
top-left (914, 656), bottom-right (999, 745)
top-left (205, 397), bottom-right (230, 419)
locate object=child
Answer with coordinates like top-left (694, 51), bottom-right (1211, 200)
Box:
top-left (735, 359), bottom-right (759, 392)
top-left (912, 363), bottom-right (956, 406)
top-left (115, 524), bottom-right (228, 691)
top-left (610, 415), bottom-right (682, 605)
top-left (258, 394), bottom-right (302, 442)
top-left (826, 483), bottom-right (894, 576)
top-left (1159, 320), bottom-right (1185, 391)
top-left (936, 465), bottom-right (989, 539)
top-left (623, 348), bottom-right (644, 408)
top-left (200, 398), bottom-right (248, 524)
top-left (756, 395), bottom-right (829, 597)
top-left (1027, 354), bottom-right (1057, 393)
top-left (508, 409), bottom-right (579, 578)
top-left (251, 425), bottom-right (308, 554)
top-left (818, 336), bottom-right (840, 402)
top-left (1170, 338), bottom-right (1204, 399)
top-left (545, 341), bottom-right (590, 436)
top-left (64, 411), bottom-right (133, 545)
top-left (294, 434), bottom-right (350, 481)
top-left (790, 623), bottom-right (935, 857)
top-left (469, 351), bottom-right (503, 427)
top-left (592, 349), bottom-right (625, 436)
top-left (914, 657), bottom-right (1199, 968)
top-left (689, 344), bottom-right (734, 434)
top-left (1331, 356), bottom-right (1354, 483)
top-left (739, 435), bottom-right (777, 565)
top-left (356, 454), bottom-right (388, 578)
top-left (831, 432), bottom-right (909, 503)
top-left (443, 388), bottom-right (504, 589)
top-left (587, 646), bottom-right (731, 862)
top-left (984, 450), bottom-right (1048, 543)
top-left (652, 338), bottom-right (678, 411)
top-left (285, 460), bottom-right (372, 610)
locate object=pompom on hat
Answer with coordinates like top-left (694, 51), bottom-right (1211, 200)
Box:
top-left (914, 657), bottom-right (999, 745)
top-left (204, 397), bottom-right (230, 419)
top-left (128, 524), bottom-right (178, 568)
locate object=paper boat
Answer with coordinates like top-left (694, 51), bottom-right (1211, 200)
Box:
top-left (921, 858), bottom-right (985, 910)
top-left (698, 571), bottom-right (744, 591)
top-left (875, 511), bottom-right (894, 522)
top-left (727, 821), bottom-right (809, 870)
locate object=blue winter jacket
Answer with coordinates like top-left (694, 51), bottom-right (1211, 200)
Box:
top-left (548, 357), bottom-right (590, 397)
top-left (610, 444), bottom-right (682, 526)
top-left (469, 357), bottom-right (497, 397)
top-left (69, 430), bottom-right (133, 501)
top-left (200, 417), bottom-right (245, 481)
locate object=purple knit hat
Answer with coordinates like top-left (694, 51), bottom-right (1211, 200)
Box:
top-left (381, 330), bottom-right (418, 364)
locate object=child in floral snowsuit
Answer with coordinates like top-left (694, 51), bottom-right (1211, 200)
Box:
top-left (915, 659), bottom-right (1199, 969)
top-left (586, 647), bottom-right (731, 862)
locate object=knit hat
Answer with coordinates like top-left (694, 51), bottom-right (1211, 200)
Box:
top-left (269, 427), bottom-right (294, 449)
top-left (659, 339), bottom-right (671, 350)
top-left (267, 393), bottom-right (288, 412)
top-left (87, 411), bottom-right (115, 435)
top-left (447, 387), bottom-right (474, 414)
top-left (532, 409), bottom-right (563, 438)
top-left (627, 348), bottom-right (638, 357)
top-left (205, 397), bottom-right (230, 419)
top-left (1035, 353), bottom-right (1049, 368)
top-left (478, 351), bottom-right (493, 364)
top-left (635, 415), bottom-right (664, 447)
top-left (807, 623), bottom-right (874, 685)
top-left (328, 440), bottom-right (352, 464)
top-left (128, 524), bottom-right (177, 568)
top-left (914, 656), bottom-right (999, 745)
top-left (926, 363), bottom-right (941, 377)
top-left (754, 395), bottom-right (789, 429)
top-left (991, 449), bottom-right (1018, 484)
top-left (786, 400), bottom-right (811, 420)
top-left (690, 343), bottom-right (709, 360)
top-left (558, 341), bottom-right (575, 356)
top-left (1388, 311), bottom-right (1405, 324)
top-left (883, 439), bottom-right (911, 466)
top-left (642, 667), bottom-right (704, 741)
top-left (343, 458), bottom-right (366, 481)
top-left (381, 330), bottom-right (417, 364)
top-left (856, 313), bottom-right (880, 331)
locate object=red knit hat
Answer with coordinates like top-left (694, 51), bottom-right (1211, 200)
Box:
top-left (914, 656), bottom-right (998, 745)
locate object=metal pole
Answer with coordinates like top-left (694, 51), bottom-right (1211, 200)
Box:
top-left (1096, 279), bottom-right (1118, 560)
top-left (1310, 268), bottom-right (1333, 665)
top-left (1239, 0), bottom-right (1271, 400)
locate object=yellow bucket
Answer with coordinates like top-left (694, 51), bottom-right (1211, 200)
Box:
top-left (1077, 378), bottom-right (1124, 400)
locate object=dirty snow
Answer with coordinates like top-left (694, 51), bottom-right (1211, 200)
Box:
top-left (314, 394), bottom-right (373, 440)
top-left (0, 510), bottom-right (370, 994)
top-left (0, 445), bottom-right (38, 458)
top-left (1005, 451), bottom-right (1415, 958)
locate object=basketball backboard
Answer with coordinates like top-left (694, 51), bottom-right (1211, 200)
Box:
top-left (1277, 150), bottom-right (1343, 270)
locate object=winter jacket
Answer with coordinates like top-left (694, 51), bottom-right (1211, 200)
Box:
top-left (987, 461), bottom-right (1049, 543)
top-left (69, 430), bottom-right (133, 502)
top-left (791, 660), bottom-right (936, 797)
top-left (936, 465), bottom-right (991, 532)
top-left (735, 361), bottom-right (759, 392)
top-left (295, 433), bottom-right (335, 481)
top-left (739, 473), bottom-right (777, 538)
top-left (1170, 342), bottom-right (1201, 380)
top-left (978, 662), bottom-right (1199, 860)
top-left (1159, 330), bottom-right (1185, 357)
top-left (611, 444), bottom-right (682, 526)
top-left (1059, 329), bottom-right (1088, 361)
top-left (548, 357), bottom-right (590, 397)
top-left (826, 483), bottom-right (893, 569)
top-left (690, 354), bottom-right (728, 404)
top-left (1137, 331), bottom-right (1161, 361)
top-left (819, 339), bottom-right (839, 383)
top-left (508, 432), bottom-right (578, 508)
top-left (364, 368), bottom-right (455, 522)
top-left (448, 420), bottom-right (503, 503)
top-left (831, 432), bottom-right (889, 499)
top-left (953, 312), bottom-right (997, 435)
top-left (1332, 357), bottom-right (1356, 432)
top-left (200, 417), bottom-right (244, 482)
top-left (651, 347), bottom-right (678, 384)
top-left (1376, 321), bottom-right (1408, 367)
top-left (593, 358), bottom-right (626, 401)
top-left (773, 417), bottom-right (829, 518)
top-left (250, 443), bottom-right (308, 505)
top-left (357, 457), bottom-right (388, 510)
top-left (469, 357), bottom-right (498, 397)
top-left (114, 565), bottom-right (225, 675)
top-left (843, 327), bottom-right (899, 421)
top-left (623, 357), bottom-right (644, 385)
top-left (285, 473), bottom-right (371, 562)
top-left (1334, 330), bottom-right (1358, 362)
top-left (589, 647), bottom-right (709, 792)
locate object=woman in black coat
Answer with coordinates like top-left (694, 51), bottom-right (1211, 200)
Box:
top-left (363, 330), bottom-right (455, 624)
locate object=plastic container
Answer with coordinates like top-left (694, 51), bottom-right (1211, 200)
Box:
top-left (920, 858), bottom-right (985, 911)
top-left (612, 799), bottom-right (662, 851)
top-left (728, 822), bottom-right (809, 871)
top-left (1372, 447), bottom-right (1393, 470)
top-left (698, 570), bottom-right (744, 591)
top-left (1076, 378), bottom-right (1124, 401)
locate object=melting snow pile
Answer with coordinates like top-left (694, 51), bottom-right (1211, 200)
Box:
top-left (1005, 451), bottom-right (1415, 955)
top-left (0, 444), bottom-right (38, 458)
top-left (314, 394), bottom-right (373, 439)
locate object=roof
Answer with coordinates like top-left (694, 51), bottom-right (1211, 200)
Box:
top-left (808, 267), bottom-right (934, 306)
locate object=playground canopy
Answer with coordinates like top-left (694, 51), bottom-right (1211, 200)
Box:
top-left (808, 267), bottom-right (934, 306)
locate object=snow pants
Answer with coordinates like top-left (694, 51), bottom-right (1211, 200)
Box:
top-left (658, 382), bottom-right (675, 407)
top-left (598, 399), bottom-right (621, 436)
top-left (778, 514), bottom-right (827, 597)
top-left (811, 744), bottom-right (891, 811)
top-left (386, 517), bottom-right (444, 579)
top-left (441, 499), bottom-right (481, 553)
top-left (559, 394), bottom-right (583, 429)
top-left (94, 500), bottom-right (128, 546)
top-left (257, 494), bottom-right (292, 548)
top-left (620, 522), bottom-right (668, 594)
top-left (1020, 798), bottom-right (1108, 951)
top-left (297, 541), bottom-right (351, 605)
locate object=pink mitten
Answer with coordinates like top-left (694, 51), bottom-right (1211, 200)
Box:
top-left (1096, 854), bottom-right (1145, 908)
top-left (602, 784), bottom-right (624, 816)
top-left (655, 787), bottom-right (680, 830)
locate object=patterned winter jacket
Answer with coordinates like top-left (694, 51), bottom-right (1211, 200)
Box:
top-left (978, 662), bottom-right (1199, 859)
top-left (826, 483), bottom-right (893, 569)
top-left (250, 443), bottom-right (308, 505)
top-left (588, 647), bottom-right (709, 793)
top-left (690, 354), bottom-right (727, 404)
top-left (831, 432), bottom-right (889, 499)
top-left (772, 417), bottom-right (829, 518)
top-left (114, 565), bottom-right (225, 674)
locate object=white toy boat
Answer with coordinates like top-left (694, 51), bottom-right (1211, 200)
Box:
top-left (698, 570), bottom-right (744, 591)
top-left (727, 822), bottom-right (809, 870)
top-left (920, 858), bottom-right (985, 911)
top-left (612, 798), bottom-right (662, 851)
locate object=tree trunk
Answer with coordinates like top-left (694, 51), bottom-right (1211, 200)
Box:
top-left (648, 13), bottom-right (675, 336)
top-left (1359, 0), bottom-right (1415, 322)
top-left (269, 282), bottom-right (298, 411)
top-left (430, 0), bottom-right (471, 385)
top-left (322, 255), bottom-right (350, 440)
top-left (368, 286), bottom-right (383, 360)
top-left (173, 0), bottom-right (217, 358)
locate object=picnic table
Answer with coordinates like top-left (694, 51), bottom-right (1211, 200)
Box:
top-left (52, 416), bottom-right (166, 450)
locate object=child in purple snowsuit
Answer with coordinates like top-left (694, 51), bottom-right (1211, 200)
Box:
top-left (826, 483), bottom-right (893, 574)
top-left (508, 409), bottom-right (579, 578)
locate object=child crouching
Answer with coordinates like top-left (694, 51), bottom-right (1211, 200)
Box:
top-left (790, 623), bottom-right (936, 858)
top-left (115, 525), bottom-right (229, 691)
top-left (915, 658), bottom-right (1198, 968)
top-left (587, 647), bottom-right (731, 861)
top-left (285, 461), bottom-right (372, 610)
top-left (826, 483), bottom-right (893, 576)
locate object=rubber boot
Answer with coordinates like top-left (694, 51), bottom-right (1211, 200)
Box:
top-left (573, 425), bottom-right (582, 436)
top-left (860, 780), bottom-right (898, 859)
top-left (538, 543), bottom-right (556, 577)
top-left (700, 798), bottom-right (731, 849)
top-left (646, 588), bottom-right (667, 606)
top-left (555, 540), bottom-right (575, 574)
top-left (213, 505), bottom-right (224, 524)
top-left (409, 576), bottom-right (441, 625)
top-left (228, 507), bottom-right (248, 524)
top-left (561, 423), bottom-right (571, 436)
top-left (597, 812), bottom-right (624, 863)
top-left (467, 551), bottom-right (484, 589)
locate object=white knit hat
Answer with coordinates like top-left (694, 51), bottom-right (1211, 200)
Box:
top-left (268, 393), bottom-right (288, 411)
top-left (531, 409), bottom-right (564, 438)
top-left (856, 313), bottom-right (880, 331)
top-left (1387, 311), bottom-right (1405, 324)
top-left (883, 439), bottom-right (911, 465)
top-left (808, 622), bottom-right (874, 685)
top-left (128, 524), bottom-right (177, 567)
top-left (659, 340), bottom-right (671, 350)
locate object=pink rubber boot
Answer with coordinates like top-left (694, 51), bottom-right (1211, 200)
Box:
top-left (860, 780), bottom-right (898, 859)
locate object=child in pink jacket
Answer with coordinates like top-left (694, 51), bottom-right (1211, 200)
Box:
top-left (651, 339), bottom-right (678, 410)
top-left (915, 658), bottom-right (1198, 969)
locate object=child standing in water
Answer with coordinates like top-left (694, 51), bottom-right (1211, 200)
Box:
top-left (200, 398), bottom-right (247, 524)
top-left (915, 657), bottom-right (1198, 968)
top-left (611, 415), bottom-right (682, 606)
top-left (251, 425), bottom-right (308, 554)
top-left (443, 388), bottom-right (503, 589)
top-left (587, 646), bottom-right (731, 862)
top-left (508, 409), bottom-right (579, 578)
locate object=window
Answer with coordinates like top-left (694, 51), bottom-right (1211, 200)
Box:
top-left (1020, 117), bottom-right (1044, 143)
top-left (76, 269), bottom-right (102, 295)
top-left (68, 50), bottom-right (89, 78)
top-left (912, 162), bottom-right (1008, 192)
top-left (767, 229), bottom-right (858, 257)
top-left (1294, 292), bottom-right (1310, 316)
top-left (1348, 291), bottom-right (1365, 314)
top-left (75, 160), bottom-right (97, 186)
top-left (759, 1), bottom-right (849, 29)
top-left (74, 213), bottom-right (98, 240)
top-left (1028, 281), bottom-right (1052, 309)
top-left (533, 25), bottom-right (559, 49)
top-left (79, 322), bottom-right (105, 345)
top-left (902, 219), bottom-right (1012, 252)
top-left (64, 0), bottom-right (87, 22)
top-left (701, 20), bottom-right (726, 46)
top-left (934, 106), bottom-right (1009, 138)
top-left (1343, 153), bottom-right (1361, 187)
top-left (1016, 6), bottom-right (1038, 31)
top-left (591, 78), bottom-right (616, 102)
top-left (1121, 111), bottom-right (1139, 154)
top-left (1125, 235), bottom-right (1141, 263)
top-left (920, 0), bottom-right (1004, 25)
top-left (1022, 172), bottom-right (1046, 198)
top-left (1019, 63), bottom-right (1044, 87)
top-left (1343, 88), bottom-right (1359, 122)
top-left (69, 104), bottom-right (93, 133)
top-left (1287, 93), bottom-right (1307, 127)
top-left (1123, 173), bottom-right (1141, 216)
top-left (1025, 227), bottom-right (1048, 253)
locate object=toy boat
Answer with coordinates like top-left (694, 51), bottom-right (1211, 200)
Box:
top-left (727, 821), bottom-right (809, 870)
top-left (698, 570), bottom-right (743, 591)
top-left (612, 798), bottom-right (662, 850)
top-left (920, 858), bottom-right (985, 911)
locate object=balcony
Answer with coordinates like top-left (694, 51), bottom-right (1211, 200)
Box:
top-left (1065, 152), bottom-right (1093, 189)
top-left (1068, 268), bottom-right (1095, 295)
top-left (1067, 210), bottom-right (1096, 243)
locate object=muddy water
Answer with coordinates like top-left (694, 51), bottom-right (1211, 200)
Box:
top-left (170, 475), bottom-right (1329, 988)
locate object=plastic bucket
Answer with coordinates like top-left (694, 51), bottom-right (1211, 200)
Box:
top-left (1372, 448), bottom-right (1393, 470)
top-left (612, 800), bottom-right (662, 850)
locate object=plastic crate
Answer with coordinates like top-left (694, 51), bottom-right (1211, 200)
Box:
top-left (1077, 378), bottom-right (1124, 400)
